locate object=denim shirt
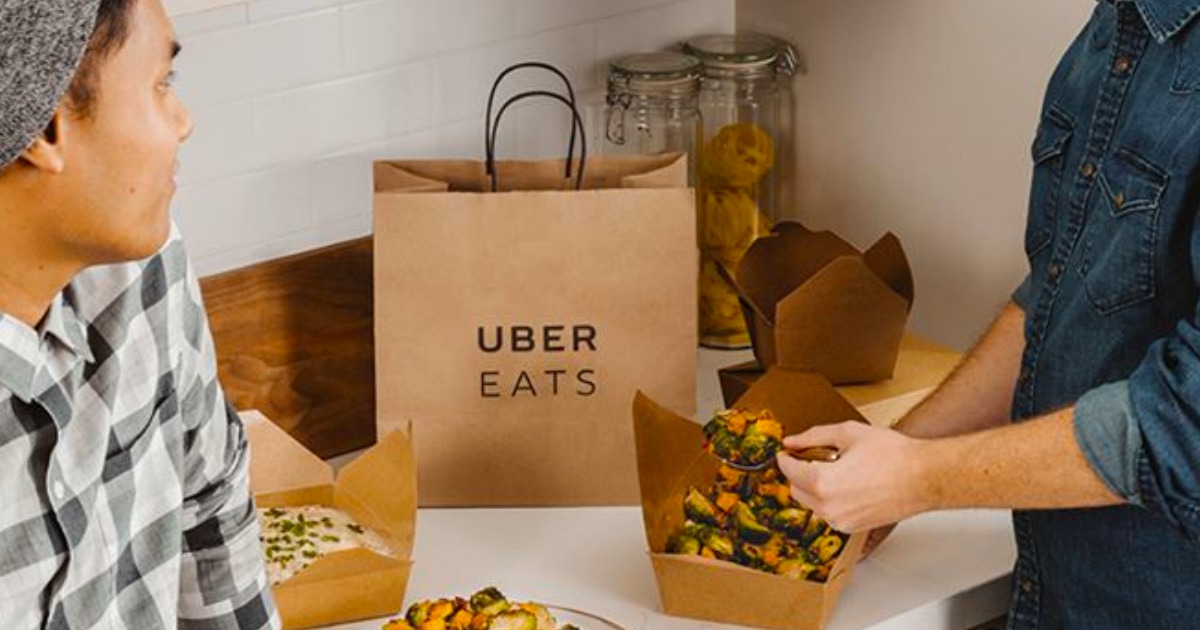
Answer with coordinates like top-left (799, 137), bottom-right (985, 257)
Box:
top-left (1011, 0), bottom-right (1200, 627)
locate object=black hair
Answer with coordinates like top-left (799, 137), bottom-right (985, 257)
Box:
top-left (66, 0), bottom-right (139, 118)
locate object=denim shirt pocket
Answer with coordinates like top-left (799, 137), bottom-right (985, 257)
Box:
top-left (1077, 147), bottom-right (1168, 314)
top-left (1026, 106), bottom-right (1074, 258)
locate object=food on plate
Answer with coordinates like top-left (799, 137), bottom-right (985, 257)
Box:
top-left (383, 588), bottom-right (580, 630)
top-left (703, 408), bottom-right (784, 468)
top-left (668, 411), bottom-right (849, 582)
top-left (257, 505), bottom-right (393, 586)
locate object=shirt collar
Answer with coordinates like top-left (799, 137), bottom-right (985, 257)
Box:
top-left (43, 291), bottom-right (92, 363)
top-left (0, 293), bottom-right (93, 402)
top-left (1117, 0), bottom-right (1200, 42)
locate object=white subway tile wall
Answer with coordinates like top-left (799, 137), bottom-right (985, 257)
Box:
top-left (170, 0), bottom-right (734, 276)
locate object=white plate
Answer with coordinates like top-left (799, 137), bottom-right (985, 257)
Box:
top-left (546, 605), bottom-right (627, 630)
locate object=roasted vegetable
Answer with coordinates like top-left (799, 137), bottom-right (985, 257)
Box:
top-left (407, 602), bottom-right (432, 627)
top-left (668, 407), bottom-right (850, 582)
top-left (684, 487), bottom-right (725, 527)
top-left (700, 529), bottom-right (736, 559)
top-left (812, 534), bottom-right (845, 563)
top-left (489, 610), bottom-right (536, 630)
top-left (799, 515), bottom-right (828, 547)
top-left (703, 409), bottom-right (785, 467)
top-left (388, 588), bottom-right (574, 630)
top-left (667, 532), bottom-right (702, 555)
top-left (469, 588), bottom-right (509, 617)
top-left (776, 558), bottom-right (818, 580)
top-left (734, 503), bottom-right (772, 544)
top-left (736, 541), bottom-right (764, 566)
top-left (518, 603), bottom-right (555, 630)
top-left (771, 508), bottom-right (809, 539)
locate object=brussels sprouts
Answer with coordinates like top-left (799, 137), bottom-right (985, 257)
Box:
top-left (736, 541), bottom-right (764, 567)
top-left (405, 601), bottom-right (432, 627)
top-left (518, 603), bottom-right (555, 630)
top-left (684, 487), bottom-right (725, 527)
top-left (469, 588), bottom-right (509, 617)
top-left (700, 530), bottom-right (736, 558)
top-left (772, 508), bottom-right (810, 540)
top-left (735, 502), bottom-right (772, 544)
top-left (681, 520), bottom-right (708, 539)
top-left (707, 428), bottom-right (740, 462)
top-left (487, 610), bottom-right (536, 630)
top-left (739, 432), bottom-right (781, 467)
top-left (667, 533), bottom-right (702, 555)
top-left (799, 515), bottom-right (827, 547)
top-left (811, 534), bottom-right (845, 563)
top-left (744, 495), bottom-right (777, 527)
top-left (775, 558), bottom-right (818, 580)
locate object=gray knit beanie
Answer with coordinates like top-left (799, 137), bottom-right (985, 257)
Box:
top-left (0, 0), bottom-right (102, 170)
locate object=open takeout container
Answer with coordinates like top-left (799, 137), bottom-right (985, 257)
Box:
top-left (720, 222), bottom-right (914, 391)
top-left (244, 412), bottom-right (416, 629)
top-left (633, 368), bottom-right (868, 630)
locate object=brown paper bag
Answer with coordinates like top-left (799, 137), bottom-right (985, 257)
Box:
top-left (373, 153), bottom-right (697, 506)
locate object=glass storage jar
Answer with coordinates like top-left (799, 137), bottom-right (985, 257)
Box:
top-left (684, 33), bottom-right (797, 349)
top-left (604, 52), bottom-right (703, 181)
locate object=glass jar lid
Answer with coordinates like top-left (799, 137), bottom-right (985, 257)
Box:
top-left (608, 52), bottom-right (702, 97)
top-left (683, 33), bottom-right (797, 77)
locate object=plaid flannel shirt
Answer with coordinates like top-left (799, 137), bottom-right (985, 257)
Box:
top-left (0, 224), bottom-right (279, 629)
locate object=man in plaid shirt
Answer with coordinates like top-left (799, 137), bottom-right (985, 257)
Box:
top-left (0, 0), bottom-right (278, 627)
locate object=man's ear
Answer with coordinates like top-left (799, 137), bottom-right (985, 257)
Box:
top-left (18, 111), bottom-right (69, 174)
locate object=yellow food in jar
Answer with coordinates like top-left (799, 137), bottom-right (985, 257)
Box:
top-left (701, 123), bottom-right (776, 188)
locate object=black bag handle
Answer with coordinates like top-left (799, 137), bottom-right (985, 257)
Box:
top-left (485, 62), bottom-right (580, 184)
top-left (488, 90), bottom-right (587, 192)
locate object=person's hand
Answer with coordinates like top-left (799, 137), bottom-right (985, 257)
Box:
top-left (775, 421), bottom-right (931, 533)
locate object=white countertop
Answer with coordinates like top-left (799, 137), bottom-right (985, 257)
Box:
top-left (316, 348), bottom-right (1016, 630)
top-left (320, 507), bottom-right (1013, 630)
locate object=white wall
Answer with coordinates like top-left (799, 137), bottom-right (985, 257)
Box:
top-left (168, 0), bottom-right (735, 276)
top-left (737, 0), bottom-right (1094, 349)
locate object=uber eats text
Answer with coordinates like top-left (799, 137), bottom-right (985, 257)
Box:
top-left (478, 325), bottom-right (598, 399)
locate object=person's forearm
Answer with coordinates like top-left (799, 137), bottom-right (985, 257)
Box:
top-left (894, 302), bottom-right (1026, 440)
top-left (916, 406), bottom-right (1122, 511)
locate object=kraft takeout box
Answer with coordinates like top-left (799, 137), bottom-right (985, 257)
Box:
top-left (243, 412), bottom-right (416, 629)
top-left (721, 222), bottom-right (915, 386)
top-left (718, 334), bottom-right (961, 410)
top-left (633, 368), bottom-right (868, 630)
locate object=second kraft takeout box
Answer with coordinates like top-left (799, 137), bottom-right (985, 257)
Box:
top-left (633, 368), bottom-right (868, 630)
top-left (243, 412), bottom-right (416, 630)
top-left (721, 222), bottom-right (915, 387)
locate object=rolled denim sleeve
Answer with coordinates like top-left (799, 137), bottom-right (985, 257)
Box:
top-left (1124, 324), bottom-right (1200, 540)
top-left (1073, 380), bottom-right (1143, 504)
top-left (1075, 319), bottom-right (1200, 540)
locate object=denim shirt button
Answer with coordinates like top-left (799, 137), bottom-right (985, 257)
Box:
top-left (1081, 162), bottom-right (1097, 179)
top-left (1021, 578), bottom-right (1036, 593)
top-left (1049, 263), bottom-right (1062, 280)
top-left (1113, 55), bottom-right (1132, 75)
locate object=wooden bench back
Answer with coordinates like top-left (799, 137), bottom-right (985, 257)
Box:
top-left (199, 238), bottom-right (375, 459)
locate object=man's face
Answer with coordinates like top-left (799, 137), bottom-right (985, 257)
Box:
top-left (54, 0), bottom-right (192, 265)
